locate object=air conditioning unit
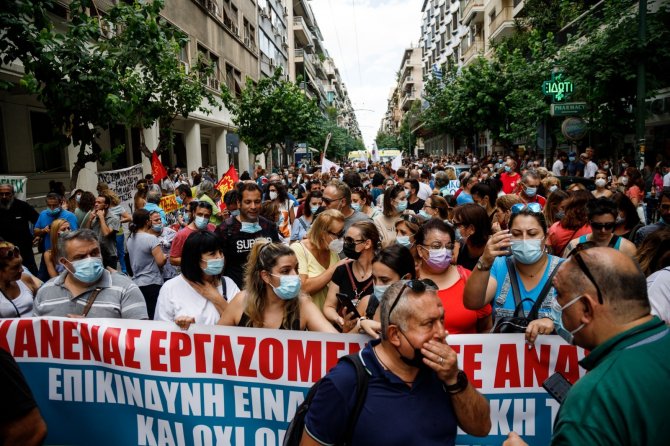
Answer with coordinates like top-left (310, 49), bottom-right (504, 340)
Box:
top-left (283, 6), bottom-right (288, 17)
top-left (179, 60), bottom-right (190, 74)
top-left (262, 8), bottom-right (269, 18)
top-left (269, 58), bottom-right (275, 67)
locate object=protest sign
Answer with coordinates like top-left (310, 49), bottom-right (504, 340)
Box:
top-left (0, 175), bottom-right (28, 200)
top-left (2, 318), bottom-right (585, 446)
top-left (97, 164), bottom-right (144, 212)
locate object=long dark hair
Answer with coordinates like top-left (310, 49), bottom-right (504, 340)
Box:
top-left (129, 209), bottom-right (151, 236)
top-left (181, 231), bottom-right (224, 284)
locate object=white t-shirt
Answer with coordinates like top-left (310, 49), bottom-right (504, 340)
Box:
top-left (154, 274), bottom-right (239, 325)
top-left (647, 267), bottom-right (670, 324)
top-left (418, 182), bottom-right (432, 201)
top-left (552, 159), bottom-right (564, 176)
top-left (584, 161), bottom-right (598, 179)
top-left (663, 172), bottom-right (670, 188)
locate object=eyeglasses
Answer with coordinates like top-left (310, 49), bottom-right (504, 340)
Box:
top-left (0, 245), bottom-right (20, 259)
top-left (328, 229), bottom-right (345, 239)
top-left (344, 236), bottom-right (365, 245)
top-left (590, 221), bottom-right (615, 231)
top-left (388, 279), bottom-right (439, 322)
top-left (322, 195), bottom-right (343, 205)
top-left (400, 214), bottom-right (419, 225)
top-left (567, 243), bottom-right (603, 304)
top-left (511, 202), bottom-right (543, 214)
top-left (421, 242), bottom-right (455, 250)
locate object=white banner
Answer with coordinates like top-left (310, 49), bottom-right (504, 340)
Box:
top-left (0, 175), bottom-right (28, 200)
top-left (96, 164), bottom-right (143, 212)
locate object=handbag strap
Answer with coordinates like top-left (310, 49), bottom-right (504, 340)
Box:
top-left (528, 257), bottom-right (561, 320)
top-left (344, 262), bottom-right (373, 298)
top-left (81, 287), bottom-right (103, 317)
top-left (505, 257), bottom-right (524, 317)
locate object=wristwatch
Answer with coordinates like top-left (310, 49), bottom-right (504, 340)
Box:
top-left (445, 370), bottom-right (469, 394)
top-left (476, 258), bottom-right (492, 271)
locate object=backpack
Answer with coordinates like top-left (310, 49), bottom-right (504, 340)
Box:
top-left (283, 352), bottom-right (369, 446)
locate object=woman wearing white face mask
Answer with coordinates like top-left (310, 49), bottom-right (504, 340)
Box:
top-left (155, 231), bottom-right (239, 328)
top-left (290, 210), bottom-right (351, 309)
top-left (373, 185), bottom-right (408, 247)
top-left (464, 204), bottom-right (564, 345)
top-left (218, 241), bottom-right (336, 332)
top-left (416, 219), bottom-right (492, 334)
top-left (592, 171), bottom-right (613, 199)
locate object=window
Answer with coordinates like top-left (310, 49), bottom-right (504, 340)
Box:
top-left (198, 44), bottom-right (220, 89)
top-left (30, 111), bottom-right (66, 172)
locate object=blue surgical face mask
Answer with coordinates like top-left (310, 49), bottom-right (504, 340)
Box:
top-left (504, 166), bottom-right (512, 173)
top-left (569, 157), bottom-right (576, 162)
top-left (152, 224), bottom-right (163, 233)
top-left (241, 221), bottom-right (262, 233)
top-left (202, 258), bottom-right (224, 275)
top-left (550, 296), bottom-right (585, 345)
top-left (67, 257), bottom-right (104, 284)
top-left (48, 207), bottom-right (62, 216)
top-left (270, 274), bottom-right (301, 300)
top-left (351, 202), bottom-right (362, 212)
top-left (549, 185), bottom-right (558, 193)
top-left (310, 205), bottom-right (321, 214)
top-left (183, 213), bottom-right (190, 224)
top-left (396, 235), bottom-right (412, 248)
top-left (419, 209), bottom-right (432, 219)
top-left (230, 210), bottom-right (240, 217)
top-left (195, 215), bottom-right (209, 230)
top-left (373, 284), bottom-right (389, 301)
top-left (176, 195), bottom-right (183, 205)
top-left (510, 239), bottom-right (545, 264)
top-left (524, 186), bottom-right (537, 197)
top-left (395, 200), bottom-right (408, 213)
top-left (75, 194), bottom-right (82, 203)
top-left (555, 211), bottom-right (566, 220)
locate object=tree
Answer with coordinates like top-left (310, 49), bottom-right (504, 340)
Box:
top-left (223, 69), bottom-right (322, 167)
top-left (0, 0), bottom-right (221, 187)
top-left (375, 131), bottom-right (400, 149)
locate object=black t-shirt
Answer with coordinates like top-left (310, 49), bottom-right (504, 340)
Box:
top-left (456, 241), bottom-right (479, 271)
top-left (216, 216), bottom-right (280, 289)
top-left (0, 348), bottom-right (38, 423)
top-left (407, 198), bottom-right (425, 214)
top-left (331, 263), bottom-right (373, 307)
top-left (0, 199), bottom-right (39, 256)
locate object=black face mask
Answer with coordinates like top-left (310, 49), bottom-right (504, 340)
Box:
top-left (396, 329), bottom-right (428, 370)
top-left (342, 242), bottom-right (361, 260)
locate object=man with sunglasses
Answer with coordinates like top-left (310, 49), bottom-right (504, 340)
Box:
top-left (0, 183), bottom-right (39, 275)
top-left (322, 180), bottom-right (371, 232)
top-left (563, 198), bottom-right (636, 257)
top-left (634, 187), bottom-right (670, 246)
top-left (301, 280), bottom-right (491, 445)
top-left (504, 247), bottom-right (670, 446)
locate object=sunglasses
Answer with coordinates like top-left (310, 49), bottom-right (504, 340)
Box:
top-left (590, 221), bottom-right (615, 231)
top-left (344, 236), bottom-right (365, 245)
top-left (322, 196), bottom-right (343, 205)
top-left (511, 202), bottom-right (543, 214)
top-left (388, 279), bottom-right (438, 322)
top-left (0, 245), bottom-right (20, 259)
top-left (567, 243), bottom-right (603, 304)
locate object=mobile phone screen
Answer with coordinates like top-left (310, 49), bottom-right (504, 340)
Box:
top-left (336, 293), bottom-right (361, 319)
top-left (542, 372), bottom-right (572, 404)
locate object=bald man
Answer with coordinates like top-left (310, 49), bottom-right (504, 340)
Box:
top-left (504, 247), bottom-right (670, 446)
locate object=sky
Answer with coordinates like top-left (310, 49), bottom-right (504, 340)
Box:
top-left (309, 0), bottom-right (422, 149)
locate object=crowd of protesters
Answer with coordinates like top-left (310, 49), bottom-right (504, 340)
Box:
top-left (1, 150), bottom-right (669, 445)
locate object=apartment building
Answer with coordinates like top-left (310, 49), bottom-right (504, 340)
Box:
top-left (257, 0), bottom-right (291, 79)
top-left (460, 0), bottom-right (519, 65)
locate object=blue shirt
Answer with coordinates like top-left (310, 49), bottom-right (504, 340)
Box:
top-left (143, 202), bottom-right (166, 225)
top-left (456, 191), bottom-right (474, 205)
top-left (34, 209), bottom-right (78, 250)
top-left (490, 254), bottom-right (564, 320)
top-left (305, 340), bottom-right (458, 446)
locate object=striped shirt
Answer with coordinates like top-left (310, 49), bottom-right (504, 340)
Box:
top-left (33, 270), bottom-right (148, 319)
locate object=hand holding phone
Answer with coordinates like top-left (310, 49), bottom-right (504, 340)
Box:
top-left (336, 293), bottom-right (360, 319)
top-left (542, 372), bottom-right (572, 404)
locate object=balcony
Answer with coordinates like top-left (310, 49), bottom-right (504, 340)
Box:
top-left (462, 0), bottom-right (484, 25)
top-left (462, 37), bottom-right (484, 66)
top-left (294, 49), bottom-right (316, 84)
top-left (513, 0), bottom-right (526, 17)
top-left (293, 16), bottom-right (314, 47)
top-left (402, 75), bottom-right (415, 91)
top-left (401, 92), bottom-right (417, 111)
top-left (489, 6), bottom-right (515, 43)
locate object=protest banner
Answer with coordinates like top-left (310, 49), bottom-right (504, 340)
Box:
top-left (97, 164), bottom-right (144, 212)
top-left (0, 175), bottom-right (28, 200)
top-left (2, 318), bottom-right (586, 446)
top-left (160, 194), bottom-right (180, 214)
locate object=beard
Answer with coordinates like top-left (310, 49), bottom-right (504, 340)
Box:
top-left (0, 199), bottom-right (14, 210)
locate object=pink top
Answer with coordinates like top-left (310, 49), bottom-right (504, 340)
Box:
top-left (547, 222), bottom-right (591, 256)
top-left (625, 185), bottom-right (644, 204)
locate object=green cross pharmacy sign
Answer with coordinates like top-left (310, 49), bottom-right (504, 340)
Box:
top-left (542, 72), bottom-right (573, 102)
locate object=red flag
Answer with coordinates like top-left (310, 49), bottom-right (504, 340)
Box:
top-left (151, 151), bottom-right (168, 182)
top-left (215, 165), bottom-right (239, 211)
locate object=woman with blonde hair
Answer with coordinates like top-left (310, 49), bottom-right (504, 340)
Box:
top-left (492, 194), bottom-right (524, 232)
top-left (44, 218), bottom-right (71, 278)
top-left (290, 209), bottom-right (351, 309)
top-left (134, 180), bottom-right (148, 211)
top-left (218, 240), bottom-right (336, 331)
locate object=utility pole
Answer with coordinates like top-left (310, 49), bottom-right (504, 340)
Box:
top-left (636, 0), bottom-right (647, 170)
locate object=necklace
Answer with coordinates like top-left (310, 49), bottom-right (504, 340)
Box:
top-left (353, 261), bottom-right (370, 280)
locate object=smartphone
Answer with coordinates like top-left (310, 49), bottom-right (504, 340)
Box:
top-left (542, 372), bottom-right (572, 404)
top-left (336, 293), bottom-right (361, 319)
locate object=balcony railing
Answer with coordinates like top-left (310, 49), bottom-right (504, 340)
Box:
top-left (294, 49), bottom-right (316, 82)
top-left (489, 6), bottom-right (514, 40)
top-left (292, 16), bottom-right (313, 47)
top-left (462, 38), bottom-right (484, 65)
top-left (462, 0), bottom-right (484, 24)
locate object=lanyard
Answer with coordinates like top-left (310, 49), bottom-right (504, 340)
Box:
top-left (345, 262), bottom-right (373, 300)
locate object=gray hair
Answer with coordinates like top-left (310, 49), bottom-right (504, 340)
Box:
top-left (147, 189), bottom-right (162, 204)
top-left (197, 180), bottom-right (214, 197)
top-left (58, 229), bottom-right (99, 261)
top-left (327, 179), bottom-right (352, 205)
top-left (0, 183), bottom-right (15, 193)
top-left (522, 170), bottom-right (540, 183)
top-left (434, 171), bottom-right (449, 189)
top-left (380, 281), bottom-right (414, 340)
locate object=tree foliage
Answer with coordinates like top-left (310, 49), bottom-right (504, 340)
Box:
top-left (375, 131), bottom-right (400, 149)
top-left (223, 69), bottom-right (322, 166)
top-left (0, 0), bottom-right (221, 187)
